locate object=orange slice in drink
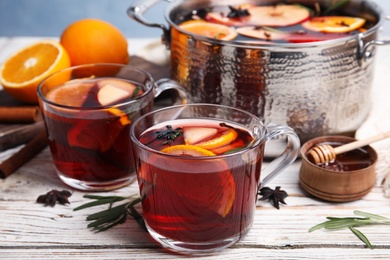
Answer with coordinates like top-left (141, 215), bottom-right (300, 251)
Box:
top-left (179, 20), bottom-right (237, 41)
top-left (45, 79), bottom-right (95, 107)
top-left (0, 40), bottom-right (71, 104)
top-left (153, 144), bottom-right (235, 217)
top-left (160, 144), bottom-right (216, 156)
top-left (302, 16), bottom-right (366, 33)
top-left (67, 108), bottom-right (129, 152)
top-left (195, 128), bottom-right (238, 150)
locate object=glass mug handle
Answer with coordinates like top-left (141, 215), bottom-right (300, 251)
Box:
top-left (260, 123), bottom-right (300, 188)
top-left (154, 78), bottom-right (189, 105)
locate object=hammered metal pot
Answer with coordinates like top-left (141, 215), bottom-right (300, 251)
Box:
top-left (128, 0), bottom-right (390, 142)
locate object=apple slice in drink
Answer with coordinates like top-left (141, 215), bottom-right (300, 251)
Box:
top-left (183, 127), bottom-right (218, 145)
top-left (97, 78), bottom-right (144, 106)
top-left (67, 108), bottom-right (130, 152)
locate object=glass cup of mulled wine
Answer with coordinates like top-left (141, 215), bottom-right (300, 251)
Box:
top-left (37, 63), bottom-right (187, 191)
top-left (130, 103), bottom-right (300, 255)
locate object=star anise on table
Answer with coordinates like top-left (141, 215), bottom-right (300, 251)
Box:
top-left (36, 189), bottom-right (72, 207)
top-left (258, 186), bottom-right (288, 209)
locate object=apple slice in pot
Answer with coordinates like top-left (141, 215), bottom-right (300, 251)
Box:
top-left (236, 26), bottom-right (287, 41)
top-left (206, 4), bottom-right (310, 27)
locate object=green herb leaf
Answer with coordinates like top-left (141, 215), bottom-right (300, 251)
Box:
top-left (354, 210), bottom-right (390, 221)
top-left (350, 227), bottom-right (374, 249)
top-left (309, 210), bottom-right (390, 249)
top-left (74, 194), bottom-right (145, 232)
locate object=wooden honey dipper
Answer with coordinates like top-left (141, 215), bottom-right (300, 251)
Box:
top-left (307, 130), bottom-right (390, 165)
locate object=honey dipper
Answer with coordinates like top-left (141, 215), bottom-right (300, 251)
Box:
top-left (307, 130), bottom-right (390, 165)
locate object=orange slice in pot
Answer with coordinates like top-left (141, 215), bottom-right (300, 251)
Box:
top-left (179, 20), bottom-right (237, 41)
top-left (302, 16), bottom-right (366, 33)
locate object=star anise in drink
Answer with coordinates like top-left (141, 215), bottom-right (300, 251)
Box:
top-left (258, 186), bottom-right (288, 209)
top-left (227, 5), bottom-right (250, 18)
top-left (155, 125), bottom-right (182, 144)
top-left (36, 189), bottom-right (72, 207)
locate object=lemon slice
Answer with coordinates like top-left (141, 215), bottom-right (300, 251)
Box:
top-left (160, 144), bottom-right (216, 156)
top-left (179, 20), bottom-right (237, 41)
top-left (302, 16), bottom-right (366, 33)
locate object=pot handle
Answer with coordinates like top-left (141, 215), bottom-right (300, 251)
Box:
top-left (360, 16), bottom-right (390, 59)
top-left (127, 0), bottom-right (171, 47)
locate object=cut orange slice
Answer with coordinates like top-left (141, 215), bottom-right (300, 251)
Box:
top-left (302, 16), bottom-right (366, 33)
top-left (195, 128), bottom-right (238, 150)
top-left (107, 108), bottom-right (131, 125)
top-left (160, 144), bottom-right (216, 156)
top-left (209, 139), bottom-right (246, 155)
top-left (45, 79), bottom-right (95, 107)
top-left (67, 109), bottom-right (129, 152)
top-left (0, 40), bottom-right (71, 104)
top-left (179, 20), bottom-right (237, 41)
top-left (144, 145), bottom-right (235, 217)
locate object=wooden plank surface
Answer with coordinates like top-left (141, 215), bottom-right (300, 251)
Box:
top-left (1, 39), bottom-right (390, 259)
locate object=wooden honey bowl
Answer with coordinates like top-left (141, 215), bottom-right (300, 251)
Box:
top-left (299, 136), bottom-right (378, 202)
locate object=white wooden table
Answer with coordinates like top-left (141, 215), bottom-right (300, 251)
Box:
top-left (0, 37), bottom-right (390, 259)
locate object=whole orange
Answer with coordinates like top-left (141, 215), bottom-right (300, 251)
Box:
top-left (60, 18), bottom-right (129, 66)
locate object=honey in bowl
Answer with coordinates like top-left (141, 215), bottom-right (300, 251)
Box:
top-left (299, 136), bottom-right (378, 202)
top-left (309, 141), bottom-right (376, 172)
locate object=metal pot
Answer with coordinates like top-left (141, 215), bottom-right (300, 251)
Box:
top-left (128, 0), bottom-right (389, 142)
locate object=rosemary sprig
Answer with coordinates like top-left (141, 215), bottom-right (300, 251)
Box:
top-left (309, 210), bottom-right (390, 249)
top-left (74, 194), bottom-right (146, 232)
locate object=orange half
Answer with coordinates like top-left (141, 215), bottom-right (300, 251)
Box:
top-left (0, 40), bottom-right (71, 104)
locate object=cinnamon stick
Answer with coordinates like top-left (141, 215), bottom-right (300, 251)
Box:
top-left (0, 121), bottom-right (46, 151)
top-left (0, 106), bottom-right (41, 123)
top-left (0, 130), bottom-right (48, 179)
